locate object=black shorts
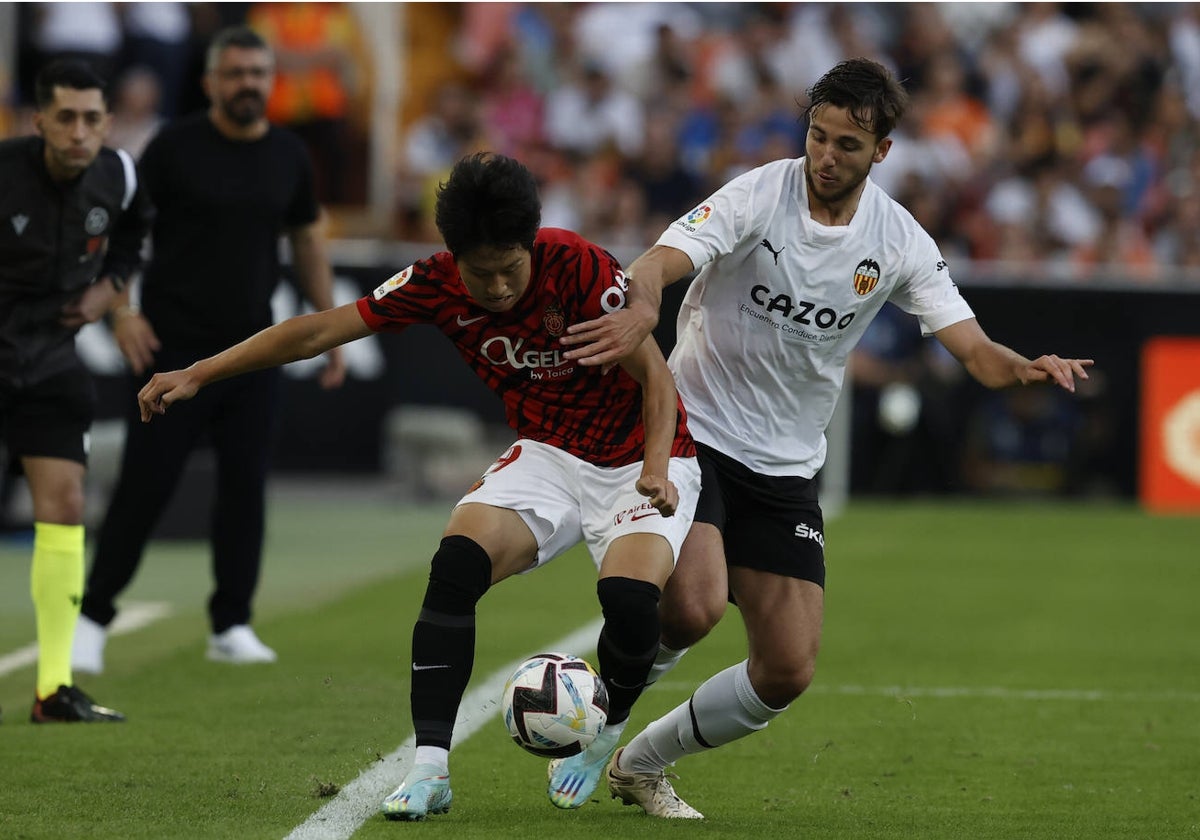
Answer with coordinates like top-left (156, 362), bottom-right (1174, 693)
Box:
top-left (1, 367), bottom-right (96, 471)
top-left (694, 441), bottom-right (826, 587)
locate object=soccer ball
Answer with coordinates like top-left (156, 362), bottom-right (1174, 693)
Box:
top-left (500, 652), bottom-right (609, 758)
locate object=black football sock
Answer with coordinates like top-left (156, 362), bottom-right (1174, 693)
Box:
top-left (410, 535), bottom-right (491, 749)
top-left (595, 576), bottom-right (661, 726)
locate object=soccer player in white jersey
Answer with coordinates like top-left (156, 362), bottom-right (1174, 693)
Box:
top-left (556, 58), bottom-right (1094, 818)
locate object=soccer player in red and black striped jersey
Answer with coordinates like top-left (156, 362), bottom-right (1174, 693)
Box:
top-left (135, 152), bottom-right (700, 821)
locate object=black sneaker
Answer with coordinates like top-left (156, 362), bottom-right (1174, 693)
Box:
top-left (31, 684), bottom-right (125, 723)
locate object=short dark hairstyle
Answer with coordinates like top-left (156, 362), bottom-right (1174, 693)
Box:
top-left (435, 153), bottom-right (541, 258)
top-left (803, 58), bottom-right (909, 140)
top-left (206, 25), bottom-right (272, 71)
top-left (34, 59), bottom-right (108, 110)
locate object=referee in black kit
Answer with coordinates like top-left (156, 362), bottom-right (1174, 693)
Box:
top-left (74, 26), bottom-right (345, 672)
top-left (0, 59), bottom-right (151, 721)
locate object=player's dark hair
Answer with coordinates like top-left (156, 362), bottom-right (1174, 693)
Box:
top-left (34, 59), bottom-right (108, 110)
top-left (206, 25), bottom-right (272, 71)
top-left (436, 153), bottom-right (541, 258)
top-left (803, 58), bottom-right (909, 139)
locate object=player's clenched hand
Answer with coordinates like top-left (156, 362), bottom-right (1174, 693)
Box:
top-left (137, 369), bottom-right (200, 422)
top-left (636, 474), bottom-right (678, 517)
top-left (561, 307), bottom-right (656, 372)
top-left (1020, 355), bottom-right (1094, 393)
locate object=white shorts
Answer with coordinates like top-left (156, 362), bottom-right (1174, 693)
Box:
top-left (456, 438), bottom-right (700, 571)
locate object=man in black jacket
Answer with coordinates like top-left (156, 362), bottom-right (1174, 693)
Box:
top-left (0, 59), bottom-right (151, 722)
top-left (74, 26), bottom-right (344, 672)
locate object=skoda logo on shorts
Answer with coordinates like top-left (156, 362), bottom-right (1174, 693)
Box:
top-left (85, 207), bottom-right (109, 235)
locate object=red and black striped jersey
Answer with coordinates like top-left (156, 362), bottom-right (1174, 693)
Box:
top-left (356, 228), bottom-right (694, 467)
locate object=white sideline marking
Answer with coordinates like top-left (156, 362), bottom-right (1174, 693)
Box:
top-left (0, 601), bottom-right (173, 678)
top-left (284, 618), bottom-right (604, 840)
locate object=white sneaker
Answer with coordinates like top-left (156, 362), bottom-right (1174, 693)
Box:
top-left (207, 625), bottom-right (277, 664)
top-left (72, 614), bottom-right (108, 675)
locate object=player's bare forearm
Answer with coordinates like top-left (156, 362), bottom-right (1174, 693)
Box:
top-left (562, 245), bottom-right (693, 367)
top-left (560, 306), bottom-right (658, 369)
top-left (935, 319), bottom-right (1093, 392)
top-left (138, 304), bottom-right (369, 420)
top-left (622, 338), bottom-right (679, 515)
top-left (137, 324), bottom-right (301, 421)
top-left (963, 341), bottom-right (1093, 392)
top-left (631, 351), bottom-right (677, 475)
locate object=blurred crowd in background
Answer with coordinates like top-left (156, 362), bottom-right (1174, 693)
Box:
top-left (5, 1), bottom-right (1197, 502)
top-left (6, 2), bottom-right (1200, 282)
top-left (396, 1), bottom-right (1200, 285)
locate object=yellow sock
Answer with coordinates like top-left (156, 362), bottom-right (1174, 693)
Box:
top-left (30, 522), bottom-right (85, 698)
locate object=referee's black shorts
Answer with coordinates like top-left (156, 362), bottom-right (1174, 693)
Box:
top-left (1, 367), bottom-right (96, 471)
top-left (692, 441), bottom-right (826, 588)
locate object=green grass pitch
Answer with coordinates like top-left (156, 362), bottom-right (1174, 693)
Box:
top-left (0, 491), bottom-right (1197, 839)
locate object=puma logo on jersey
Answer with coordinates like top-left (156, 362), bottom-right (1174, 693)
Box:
top-left (760, 238), bottom-right (784, 265)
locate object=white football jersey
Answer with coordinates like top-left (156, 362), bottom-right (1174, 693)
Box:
top-left (658, 157), bottom-right (974, 478)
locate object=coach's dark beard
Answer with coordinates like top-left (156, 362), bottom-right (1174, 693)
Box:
top-left (221, 91), bottom-right (266, 127)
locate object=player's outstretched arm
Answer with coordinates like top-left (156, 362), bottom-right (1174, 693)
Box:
top-left (934, 318), bottom-right (1094, 392)
top-left (562, 245), bottom-right (696, 368)
top-left (619, 335), bottom-right (681, 516)
top-left (138, 303), bottom-right (371, 422)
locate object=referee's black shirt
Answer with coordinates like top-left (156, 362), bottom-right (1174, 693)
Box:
top-left (0, 136), bottom-right (151, 386)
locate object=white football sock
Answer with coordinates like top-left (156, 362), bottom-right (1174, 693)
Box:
top-left (602, 717), bottom-right (627, 741)
top-left (413, 745), bottom-right (449, 774)
top-left (581, 717), bottom-right (625, 760)
top-left (644, 642), bottom-right (690, 688)
top-left (620, 660), bottom-right (786, 775)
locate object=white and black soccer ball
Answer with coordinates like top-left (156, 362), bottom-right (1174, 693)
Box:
top-left (500, 652), bottom-right (609, 758)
